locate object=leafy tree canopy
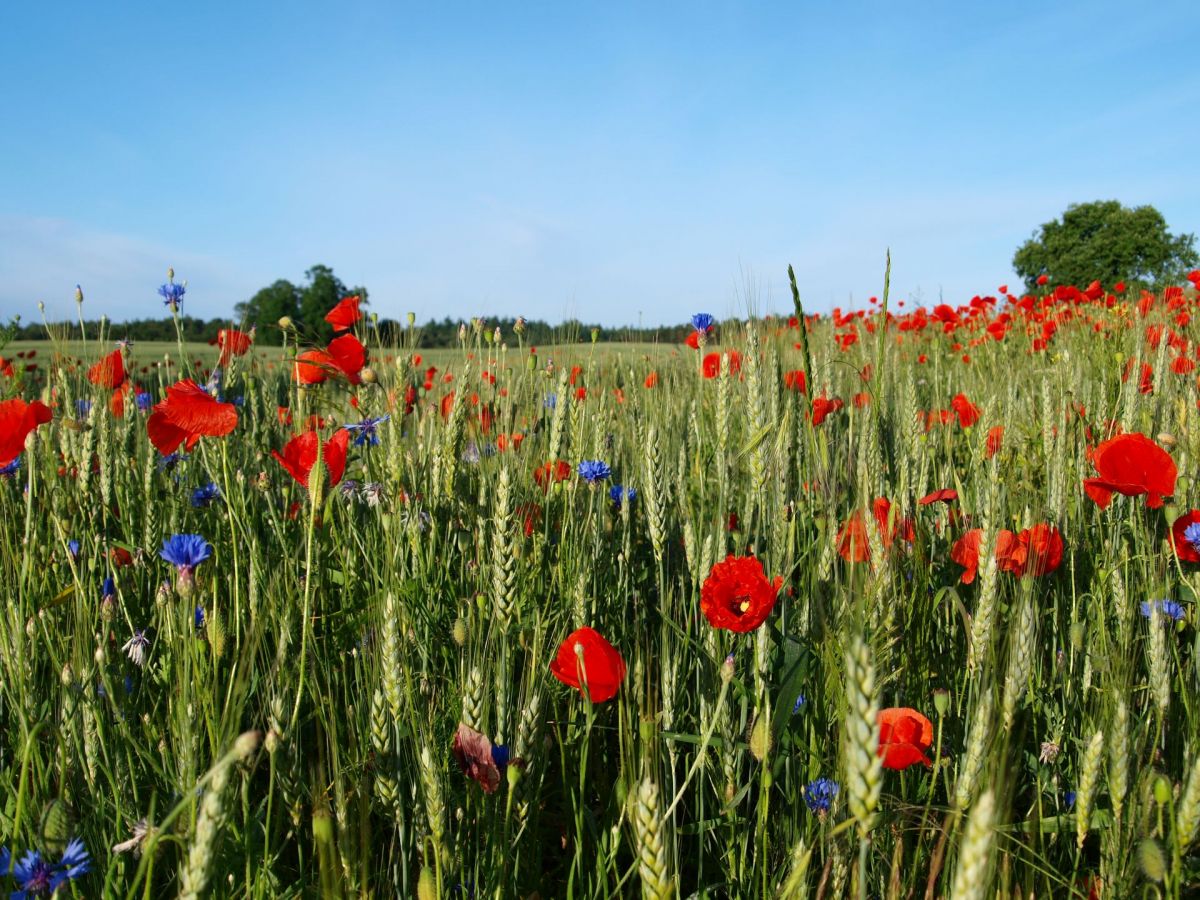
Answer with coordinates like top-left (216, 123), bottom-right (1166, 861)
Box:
top-left (1013, 200), bottom-right (1198, 292)
top-left (235, 265), bottom-right (369, 345)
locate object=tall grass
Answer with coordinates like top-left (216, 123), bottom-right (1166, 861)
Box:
top-left (0, 275), bottom-right (1197, 897)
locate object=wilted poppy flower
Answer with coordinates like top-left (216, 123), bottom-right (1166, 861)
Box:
top-left (700, 555), bottom-right (782, 632)
top-left (324, 295), bottom-right (362, 332)
top-left (147, 380), bottom-right (238, 455)
top-left (950, 393), bottom-right (981, 428)
top-left (1083, 432), bottom-right (1176, 509)
top-left (216, 328), bottom-right (253, 365)
top-left (549, 626), bottom-right (626, 703)
top-left (87, 349), bottom-right (125, 389)
top-left (272, 429), bottom-right (350, 493)
top-left (451, 723), bottom-right (503, 794)
top-left (878, 707), bottom-right (934, 769)
top-left (1169, 510), bottom-right (1200, 562)
top-left (0, 398), bottom-right (52, 468)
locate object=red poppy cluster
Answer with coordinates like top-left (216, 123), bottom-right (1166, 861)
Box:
top-left (951, 524), bottom-right (1063, 583)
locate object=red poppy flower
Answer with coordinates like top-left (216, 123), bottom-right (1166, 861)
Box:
top-left (1008, 524), bottom-right (1063, 577)
top-left (533, 460), bottom-right (572, 490)
top-left (217, 328), bottom-right (253, 366)
top-left (146, 380), bottom-right (238, 455)
top-left (878, 707), bottom-right (933, 769)
top-left (451, 723), bottom-right (501, 794)
top-left (699, 555), bottom-right (782, 632)
top-left (1083, 432), bottom-right (1176, 509)
top-left (810, 395), bottom-right (844, 425)
top-left (644, 371), bottom-right (659, 388)
top-left (0, 398), bottom-right (52, 467)
top-left (950, 529), bottom-right (984, 584)
top-left (1037, 274), bottom-right (1049, 286)
top-left (985, 425), bottom-right (1004, 458)
top-left (919, 488), bottom-right (958, 506)
top-left (1169, 510), bottom-right (1200, 563)
top-left (293, 334), bottom-right (367, 385)
top-left (783, 370), bottom-right (807, 393)
top-left (109, 546), bottom-right (134, 568)
top-left (294, 349), bottom-right (336, 384)
top-left (0, 357), bottom-right (13, 378)
top-left (549, 626), bottom-right (626, 703)
top-left (87, 350), bottom-right (125, 389)
top-left (950, 393), bottom-right (981, 428)
top-left (702, 350), bottom-right (742, 379)
top-left (271, 429), bottom-right (350, 492)
top-left (515, 501), bottom-right (542, 537)
top-left (838, 498), bottom-right (912, 563)
top-left (324, 295), bottom-right (362, 332)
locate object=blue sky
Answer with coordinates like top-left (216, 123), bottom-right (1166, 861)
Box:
top-left (1, 1), bottom-right (1196, 326)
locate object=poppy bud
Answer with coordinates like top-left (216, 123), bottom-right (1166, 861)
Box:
top-left (1157, 432), bottom-right (1177, 447)
top-left (1139, 838), bottom-right (1166, 883)
top-left (1154, 775), bottom-right (1172, 806)
top-left (748, 714), bottom-right (772, 762)
top-left (360, 366), bottom-right (377, 384)
top-left (720, 654), bottom-right (735, 684)
top-left (933, 688), bottom-right (950, 716)
top-left (278, 316), bottom-right (293, 330)
top-left (417, 867), bottom-right (437, 900)
top-left (60, 663), bottom-right (73, 686)
top-left (264, 727), bottom-right (281, 754)
top-left (452, 617), bottom-right (468, 646)
top-left (1069, 622), bottom-right (1085, 651)
top-left (94, 644), bottom-right (106, 665)
top-left (407, 312), bottom-right (417, 326)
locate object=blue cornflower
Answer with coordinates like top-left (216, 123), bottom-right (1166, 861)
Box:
top-left (1141, 599), bottom-right (1186, 621)
top-left (204, 368), bottom-right (222, 397)
top-left (609, 484), bottom-right (636, 508)
top-left (1, 457), bottom-right (20, 477)
top-left (135, 391), bottom-right (152, 412)
top-left (577, 460), bottom-right (611, 483)
top-left (491, 744), bottom-right (511, 769)
top-left (1184, 522), bottom-right (1200, 555)
top-left (345, 415), bottom-right (390, 447)
top-left (157, 452), bottom-right (183, 471)
top-left (544, 393), bottom-right (557, 410)
top-left (691, 313), bottom-right (715, 333)
top-left (1064, 790), bottom-right (1076, 810)
top-left (160, 534), bottom-right (212, 594)
top-left (792, 693), bottom-right (807, 714)
top-left (75, 399), bottom-right (92, 418)
top-left (194, 606), bottom-right (206, 629)
top-left (101, 577), bottom-right (115, 601)
top-left (115, 337), bottom-right (134, 351)
top-left (804, 778), bottom-right (839, 816)
top-left (233, 395), bottom-right (245, 407)
top-left (191, 482), bottom-right (222, 508)
top-left (158, 281), bottom-right (186, 309)
top-left (67, 540), bottom-right (80, 561)
top-left (462, 442), bottom-right (481, 464)
top-left (8, 837), bottom-right (90, 897)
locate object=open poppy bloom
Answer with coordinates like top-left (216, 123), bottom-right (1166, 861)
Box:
top-left (878, 707), bottom-right (933, 769)
top-left (324, 295), bottom-right (362, 332)
top-left (549, 626), bottom-right (626, 703)
top-left (950, 393), bottom-right (981, 428)
top-left (293, 334), bottom-right (367, 385)
top-left (1082, 432), bottom-right (1176, 509)
top-left (783, 370), bottom-right (807, 393)
top-left (985, 425), bottom-right (1004, 458)
top-left (700, 555), bottom-right (782, 632)
top-left (837, 498), bottom-right (913, 563)
top-left (272, 429), bottom-right (350, 493)
top-left (1169, 510), bottom-right (1200, 563)
top-left (701, 350), bottom-right (742, 378)
top-left (216, 328), bottom-right (254, 365)
top-left (919, 488), bottom-right (958, 506)
top-left (810, 394), bottom-right (844, 425)
top-left (147, 380), bottom-right (238, 455)
top-left (0, 398), bottom-right (53, 468)
top-left (533, 460), bottom-right (572, 490)
top-left (87, 349), bottom-right (126, 389)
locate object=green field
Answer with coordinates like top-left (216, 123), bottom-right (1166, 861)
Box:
top-left (1, 290), bottom-right (1199, 897)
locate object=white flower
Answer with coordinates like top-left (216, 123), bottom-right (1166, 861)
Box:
top-left (122, 630), bottom-right (151, 668)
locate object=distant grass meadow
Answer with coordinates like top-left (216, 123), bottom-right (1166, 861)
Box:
top-left (1, 272), bottom-right (1200, 897)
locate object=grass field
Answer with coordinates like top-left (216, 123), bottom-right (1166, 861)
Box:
top-left (0, 283), bottom-right (1199, 898)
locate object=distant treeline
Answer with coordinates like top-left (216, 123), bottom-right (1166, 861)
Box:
top-left (11, 315), bottom-right (703, 348)
top-left (7, 264), bottom-right (718, 349)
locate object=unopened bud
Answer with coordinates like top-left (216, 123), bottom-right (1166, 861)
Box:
top-left (233, 730), bottom-right (262, 761)
top-left (407, 312), bottom-right (416, 326)
top-left (278, 316), bottom-right (293, 330)
top-left (933, 688), bottom-right (950, 716)
top-left (359, 366), bottom-right (377, 384)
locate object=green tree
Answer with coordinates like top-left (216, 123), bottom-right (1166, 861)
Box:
top-left (235, 267), bottom-right (368, 345)
top-left (1013, 200), bottom-right (1198, 292)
